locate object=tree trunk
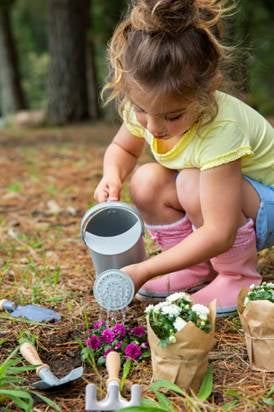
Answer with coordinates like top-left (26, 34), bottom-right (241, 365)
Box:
top-left (86, 39), bottom-right (100, 119)
top-left (0, 5), bottom-right (26, 116)
top-left (47, 0), bottom-right (90, 125)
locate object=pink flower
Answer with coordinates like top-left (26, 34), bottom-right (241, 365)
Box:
top-left (93, 320), bottom-right (106, 329)
top-left (85, 335), bottom-right (101, 350)
top-left (131, 326), bottom-right (145, 338)
top-left (113, 323), bottom-right (126, 338)
top-left (115, 341), bottom-right (123, 350)
top-left (124, 343), bottom-right (142, 360)
top-left (102, 329), bottom-right (115, 344)
top-left (141, 342), bottom-right (149, 349)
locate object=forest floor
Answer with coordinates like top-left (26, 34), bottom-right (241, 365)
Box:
top-left (0, 121), bottom-right (273, 412)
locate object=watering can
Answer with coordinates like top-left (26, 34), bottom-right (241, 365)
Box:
top-left (81, 201), bottom-right (146, 310)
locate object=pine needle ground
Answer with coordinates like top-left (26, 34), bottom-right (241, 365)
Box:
top-left (0, 123), bottom-right (273, 411)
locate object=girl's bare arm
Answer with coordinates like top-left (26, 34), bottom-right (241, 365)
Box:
top-left (94, 123), bottom-right (145, 202)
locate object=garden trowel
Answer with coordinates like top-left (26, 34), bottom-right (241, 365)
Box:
top-left (20, 342), bottom-right (83, 390)
top-left (0, 299), bottom-right (61, 322)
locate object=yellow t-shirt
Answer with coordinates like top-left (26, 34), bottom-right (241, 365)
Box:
top-left (123, 91), bottom-right (274, 187)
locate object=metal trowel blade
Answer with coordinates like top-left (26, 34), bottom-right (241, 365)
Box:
top-left (32, 367), bottom-right (84, 390)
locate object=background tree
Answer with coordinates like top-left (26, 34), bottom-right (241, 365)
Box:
top-left (11, 0), bottom-right (48, 109)
top-left (47, 0), bottom-right (91, 125)
top-left (0, 0), bottom-right (273, 121)
top-left (0, 0), bottom-right (25, 116)
top-left (232, 0), bottom-right (274, 112)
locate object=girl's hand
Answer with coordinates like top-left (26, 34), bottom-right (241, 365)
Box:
top-left (94, 176), bottom-right (122, 203)
top-left (121, 263), bottom-right (148, 292)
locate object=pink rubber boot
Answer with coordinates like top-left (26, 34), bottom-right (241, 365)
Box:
top-left (136, 215), bottom-right (216, 301)
top-left (191, 219), bottom-right (262, 316)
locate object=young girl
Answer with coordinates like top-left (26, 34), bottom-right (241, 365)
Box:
top-left (94, 0), bottom-right (274, 315)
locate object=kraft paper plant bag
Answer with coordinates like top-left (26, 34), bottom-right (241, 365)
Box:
top-left (238, 286), bottom-right (274, 372)
top-left (146, 298), bottom-right (216, 392)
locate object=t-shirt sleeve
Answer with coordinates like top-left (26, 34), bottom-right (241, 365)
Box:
top-left (122, 103), bottom-right (145, 138)
top-left (198, 122), bottom-right (254, 170)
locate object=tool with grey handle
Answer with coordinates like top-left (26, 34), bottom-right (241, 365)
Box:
top-left (0, 299), bottom-right (61, 322)
top-left (85, 351), bottom-right (142, 411)
top-left (20, 342), bottom-right (83, 390)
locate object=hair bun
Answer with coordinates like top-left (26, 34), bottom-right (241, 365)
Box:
top-left (130, 0), bottom-right (198, 34)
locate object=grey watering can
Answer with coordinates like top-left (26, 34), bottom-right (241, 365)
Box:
top-left (81, 201), bottom-right (146, 310)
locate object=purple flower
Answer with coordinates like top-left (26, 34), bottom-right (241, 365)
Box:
top-left (124, 343), bottom-right (142, 360)
top-left (115, 341), bottom-right (123, 350)
top-left (131, 326), bottom-right (145, 338)
top-left (113, 323), bottom-right (126, 338)
top-left (104, 348), bottom-right (114, 357)
top-left (102, 329), bottom-right (115, 344)
top-left (85, 335), bottom-right (101, 350)
top-left (93, 320), bottom-right (106, 329)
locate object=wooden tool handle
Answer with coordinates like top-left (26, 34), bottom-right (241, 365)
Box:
top-left (0, 299), bottom-right (8, 310)
top-left (20, 342), bottom-right (49, 376)
top-left (106, 351), bottom-right (120, 383)
top-left (0, 299), bottom-right (16, 312)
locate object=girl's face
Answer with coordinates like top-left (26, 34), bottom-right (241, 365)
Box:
top-left (129, 86), bottom-right (197, 139)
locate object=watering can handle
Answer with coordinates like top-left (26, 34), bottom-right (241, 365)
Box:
top-left (106, 351), bottom-right (120, 384)
top-left (20, 342), bottom-right (49, 376)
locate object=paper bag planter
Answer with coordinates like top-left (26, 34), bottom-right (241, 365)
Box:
top-left (237, 285), bottom-right (274, 372)
top-left (146, 299), bottom-right (216, 392)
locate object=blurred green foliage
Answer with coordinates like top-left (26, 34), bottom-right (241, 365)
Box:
top-left (10, 0), bottom-right (48, 109)
top-left (233, 0), bottom-right (274, 114)
top-left (89, 0), bottom-right (127, 86)
top-left (7, 0), bottom-right (274, 115)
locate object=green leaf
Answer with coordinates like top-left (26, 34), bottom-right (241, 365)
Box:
top-left (141, 351), bottom-right (150, 358)
top-left (0, 376), bottom-right (23, 385)
top-left (197, 367), bottom-right (213, 400)
top-left (225, 389), bottom-right (241, 398)
top-left (0, 358), bottom-right (20, 377)
top-left (8, 396), bottom-right (32, 412)
top-left (8, 365), bottom-right (38, 374)
top-left (149, 380), bottom-right (185, 396)
top-left (222, 400), bottom-right (239, 411)
top-left (0, 389), bottom-right (33, 399)
top-left (155, 391), bottom-right (175, 412)
top-left (46, 296), bottom-right (64, 302)
top-left (30, 391), bottom-right (62, 412)
top-left (266, 385), bottom-right (274, 397)
top-left (97, 356), bottom-right (106, 366)
top-left (263, 398), bottom-right (274, 406)
top-left (120, 359), bottom-right (132, 392)
top-left (142, 398), bottom-right (161, 408)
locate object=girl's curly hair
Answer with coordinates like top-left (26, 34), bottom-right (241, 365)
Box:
top-left (102, 0), bottom-right (236, 121)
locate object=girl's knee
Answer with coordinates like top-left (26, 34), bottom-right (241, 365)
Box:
top-left (130, 163), bottom-right (175, 209)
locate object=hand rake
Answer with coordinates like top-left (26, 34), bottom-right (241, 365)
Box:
top-left (85, 351), bottom-right (142, 411)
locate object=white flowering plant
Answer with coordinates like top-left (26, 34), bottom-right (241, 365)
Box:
top-left (145, 292), bottom-right (212, 348)
top-left (244, 282), bottom-right (274, 306)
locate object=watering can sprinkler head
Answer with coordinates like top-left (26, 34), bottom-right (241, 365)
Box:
top-left (93, 269), bottom-right (135, 311)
